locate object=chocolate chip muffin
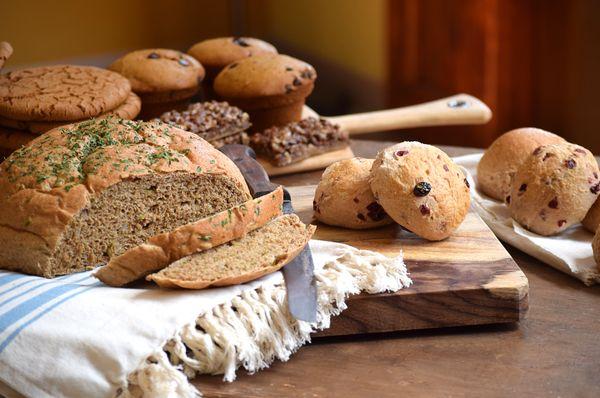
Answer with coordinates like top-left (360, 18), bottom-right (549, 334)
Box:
top-left (370, 142), bottom-right (471, 241)
top-left (188, 37), bottom-right (277, 82)
top-left (214, 53), bottom-right (316, 132)
top-left (109, 49), bottom-right (205, 119)
top-left (507, 143), bottom-right (600, 235)
top-left (155, 101), bottom-right (250, 148)
top-left (477, 128), bottom-right (566, 201)
top-left (313, 158), bottom-right (393, 229)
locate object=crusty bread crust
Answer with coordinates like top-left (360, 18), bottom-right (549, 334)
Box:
top-left (146, 221), bottom-right (316, 289)
top-left (95, 187), bottom-right (284, 286)
top-left (0, 118), bottom-right (250, 277)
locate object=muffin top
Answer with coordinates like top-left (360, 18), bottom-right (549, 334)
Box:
top-left (109, 49), bottom-right (205, 94)
top-left (214, 53), bottom-right (316, 99)
top-left (187, 37), bottom-right (277, 69)
top-left (0, 65), bottom-right (131, 122)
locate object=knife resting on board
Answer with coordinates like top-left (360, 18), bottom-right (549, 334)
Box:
top-left (219, 144), bottom-right (318, 323)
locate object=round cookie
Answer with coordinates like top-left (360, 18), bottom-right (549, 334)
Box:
top-left (0, 65), bottom-right (131, 122)
top-left (369, 142), bottom-right (471, 241)
top-left (187, 37), bottom-right (277, 81)
top-left (214, 53), bottom-right (316, 131)
top-left (0, 91), bottom-right (141, 134)
top-left (109, 49), bottom-right (204, 99)
top-left (507, 143), bottom-right (600, 236)
top-left (582, 198), bottom-right (600, 233)
top-left (477, 128), bottom-right (566, 201)
top-left (313, 158), bottom-right (393, 229)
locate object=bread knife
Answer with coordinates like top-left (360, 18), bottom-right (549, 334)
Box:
top-left (219, 144), bottom-right (317, 323)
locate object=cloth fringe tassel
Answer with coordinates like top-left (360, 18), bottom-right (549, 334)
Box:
top-left (120, 247), bottom-right (411, 398)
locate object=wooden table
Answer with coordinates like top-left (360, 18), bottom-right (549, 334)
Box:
top-left (196, 140), bottom-right (600, 398)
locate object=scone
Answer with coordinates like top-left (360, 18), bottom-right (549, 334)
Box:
top-left (313, 158), bottom-right (393, 229)
top-left (370, 142), bottom-right (471, 241)
top-left (507, 143), bottom-right (600, 235)
top-left (477, 128), bottom-right (566, 201)
top-left (582, 198), bottom-right (600, 233)
top-left (214, 53), bottom-right (316, 132)
top-left (109, 49), bottom-right (205, 119)
top-left (187, 36), bottom-right (277, 98)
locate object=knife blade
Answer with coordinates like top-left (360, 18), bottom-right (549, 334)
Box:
top-left (219, 144), bottom-right (317, 322)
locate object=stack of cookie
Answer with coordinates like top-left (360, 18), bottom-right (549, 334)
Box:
top-left (0, 64), bottom-right (140, 156)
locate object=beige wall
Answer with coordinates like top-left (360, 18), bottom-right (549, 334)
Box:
top-left (248, 0), bottom-right (387, 84)
top-left (0, 0), bottom-right (231, 67)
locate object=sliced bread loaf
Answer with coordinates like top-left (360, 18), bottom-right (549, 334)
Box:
top-left (95, 187), bottom-right (284, 286)
top-left (0, 118), bottom-right (250, 277)
top-left (146, 214), bottom-right (315, 289)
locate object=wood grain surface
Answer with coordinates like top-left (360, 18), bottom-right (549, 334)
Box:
top-left (195, 142), bottom-right (600, 398)
top-left (287, 184), bottom-right (528, 336)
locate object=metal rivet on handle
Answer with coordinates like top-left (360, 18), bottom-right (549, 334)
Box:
top-left (447, 99), bottom-right (469, 108)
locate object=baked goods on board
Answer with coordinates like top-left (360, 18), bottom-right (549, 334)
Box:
top-left (109, 48), bottom-right (204, 119)
top-left (214, 53), bottom-right (317, 132)
top-left (506, 143), bottom-right (599, 236)
top-left (477, 128), bottom-right (566, 201)
top-left (582, 199), bottom-right (600, 233)
top-left (251, 117), bottom-right (349, 166)
top-left (313, 157), bottom-right (393, 229)
top-left (0, 118), bottom-right (250, 277)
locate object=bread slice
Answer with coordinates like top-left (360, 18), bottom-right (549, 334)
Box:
top-left (146, 214), bottom-right (315, 289)
top-left (94, 188), bottom-right (284, 286)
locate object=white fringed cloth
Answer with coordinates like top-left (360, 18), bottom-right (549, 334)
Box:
top-left (0, 240), bottom-right (410, 398)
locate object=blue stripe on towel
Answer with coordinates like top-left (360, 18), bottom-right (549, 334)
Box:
top-left (0, 282), bottom-right (102, 354)
top-left (0, 279), bottom-right (37, 298)
top-left (0, 274), bottom-right (95, 332)
top-left (0, 274), bottom-right (28, 287)
top-left (0, 274), bottom-right (91, 308)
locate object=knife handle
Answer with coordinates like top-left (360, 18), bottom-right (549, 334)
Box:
top-left (219, 144), bottom-right (279, 196)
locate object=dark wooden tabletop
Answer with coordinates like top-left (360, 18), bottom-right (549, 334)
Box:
top-left (198, 140), bottom-right (600, 398)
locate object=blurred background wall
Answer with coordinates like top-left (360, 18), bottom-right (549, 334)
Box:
top-left (1, 0), bottom-right (599, 151)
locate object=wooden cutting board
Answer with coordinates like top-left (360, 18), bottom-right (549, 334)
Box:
top-left (288, 185), bottom-right (529, 337)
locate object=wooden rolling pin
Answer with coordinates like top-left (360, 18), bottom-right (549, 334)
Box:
top-left (324, 93), bottom-right (492, 136)
top-left (260, 93), bottom-right (492, 176)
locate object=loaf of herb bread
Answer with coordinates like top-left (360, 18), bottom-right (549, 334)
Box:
top-left (146, 214), bottom-right (315, 289)
top-left (95, 187), bottom-right (284, 286)
top-left (0, 118), bottom-right (251, 277)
